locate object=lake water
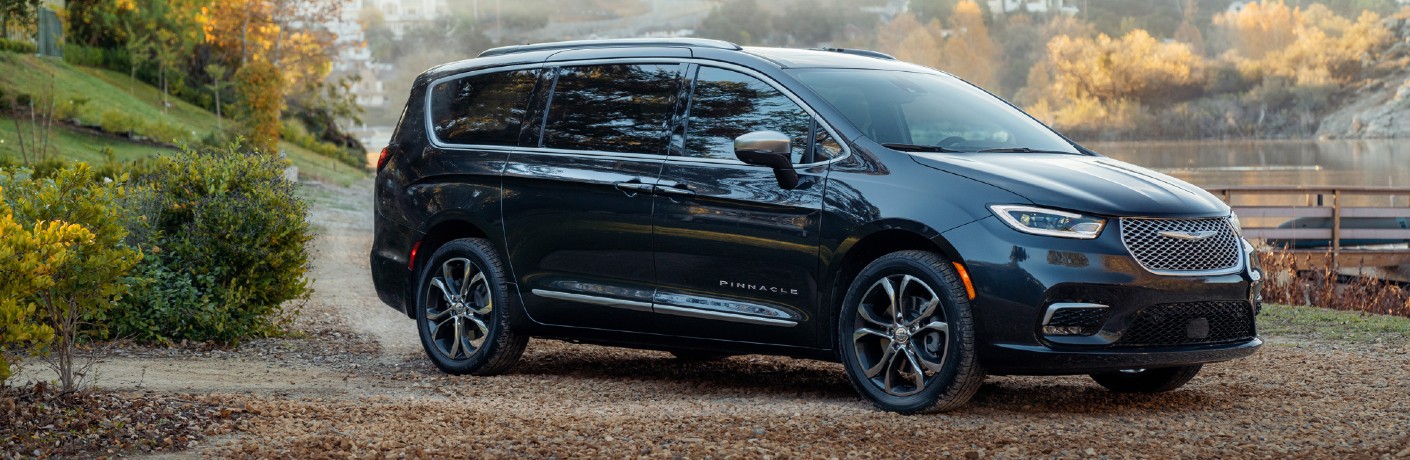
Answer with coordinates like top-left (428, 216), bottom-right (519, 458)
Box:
top-left (1086, 139), bottom-right (1410, 190)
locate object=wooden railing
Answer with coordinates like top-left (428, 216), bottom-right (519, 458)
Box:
top-left (1205, 186), bottom-right (1410, 268)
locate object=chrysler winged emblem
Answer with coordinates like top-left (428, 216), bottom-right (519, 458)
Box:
top-left (1159, 230), bottom-right (1218, 241)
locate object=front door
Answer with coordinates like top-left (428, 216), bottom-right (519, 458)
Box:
top-left (648, 65), bottom-right (844, 346)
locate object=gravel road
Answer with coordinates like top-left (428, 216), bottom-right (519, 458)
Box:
top-left (46, 180), bottom-right (1410, 458)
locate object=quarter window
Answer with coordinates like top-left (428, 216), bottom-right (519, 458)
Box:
top-left (429, 69), bottom-right (539, 146)
top-left (684, 67), bottom-right (812, 163)
top-left (542, 64), bottom-right (680, 154)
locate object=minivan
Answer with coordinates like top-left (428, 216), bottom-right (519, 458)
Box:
top-left (371, 38), bottom-right (1263, 413)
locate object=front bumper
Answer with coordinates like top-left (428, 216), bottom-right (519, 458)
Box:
top-left (943, 216), bottom-right (1263, 375)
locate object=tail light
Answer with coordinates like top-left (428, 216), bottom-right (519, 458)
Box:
top-left (377, 146), bottom-right (394, 171)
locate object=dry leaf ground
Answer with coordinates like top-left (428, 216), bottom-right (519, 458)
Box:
top-left (7, 181), bottom-right (1409, 459)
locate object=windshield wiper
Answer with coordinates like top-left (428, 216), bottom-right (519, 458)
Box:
top-left (882, 143), bottom-right (960, 153)
top-left (976, 147), bottom-right (1074, 154)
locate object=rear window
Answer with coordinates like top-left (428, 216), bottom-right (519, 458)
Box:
top-left (429, 69), bottom-right (540, 146)
top-left (542, 64), bottom-right (680, 154)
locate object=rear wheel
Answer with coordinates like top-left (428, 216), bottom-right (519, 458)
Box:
top-left (415, 238), bottom-right (527, 375)
top-left (838, 251), bottom-right (985, 414)
top-left (1090, 365), bottom-right (1202, 393)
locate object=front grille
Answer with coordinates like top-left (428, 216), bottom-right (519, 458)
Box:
top-left (1120, 217), bottom-right (1241, 274)
top-left (1115, 301), bottom-right (1256, 347)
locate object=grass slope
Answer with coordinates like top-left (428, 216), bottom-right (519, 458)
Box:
top-left (0, 52), bottom-right (367, 185)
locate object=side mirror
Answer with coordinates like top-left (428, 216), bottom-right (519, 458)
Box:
top-left (734, 131), bottom-right (799, 190)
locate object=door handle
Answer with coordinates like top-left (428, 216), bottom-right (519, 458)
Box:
top-left (614, 179), bottom-right (655, 195)
top-left (653, 184), bottom-right (696, 197)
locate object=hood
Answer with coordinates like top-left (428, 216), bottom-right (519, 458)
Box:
top-left (909, 152), bottom-right (1228, 218)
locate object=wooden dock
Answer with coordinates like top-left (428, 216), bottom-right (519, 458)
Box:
top-left (1206, 186), bottom-right (1410, 270)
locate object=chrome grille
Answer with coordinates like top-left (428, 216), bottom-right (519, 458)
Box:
top-left (1120, 217), bottom-right (1241, 274)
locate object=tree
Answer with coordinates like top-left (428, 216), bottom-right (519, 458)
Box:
top-left (0, 186), bottom-right (57, 385)
top-left (1216, 0), bottom-right (1300, 59)
top-left (233, 59), bottom-right (285, 154)
top-left (1, 166), bottom-right (142, 392)
top-left (205, 64), bottom-right (231, 129)
top-left (123, 21), bottom-right (153, 95)
top-left (696, 0), bottom-right (772, 45)
top-left (0, 0), bottom-right (40, 39)
top-left (776, 0), bottom-right (846, 46)
top-left (876, 13), bottom-right (943, 69)
top-left (939, 0), bottom-right (1002, 89)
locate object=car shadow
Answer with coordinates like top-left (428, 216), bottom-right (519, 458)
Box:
top-left (492, 343), bottom-right (1236, 414)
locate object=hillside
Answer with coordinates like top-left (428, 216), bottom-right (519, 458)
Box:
top-left (0, 52), bottom-right (368, 186)
top-left (1317, 14), bottom-right (1410, 139)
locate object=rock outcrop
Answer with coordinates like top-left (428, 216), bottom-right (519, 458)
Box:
top-left (1318, 14), bottom-right (1410, 139)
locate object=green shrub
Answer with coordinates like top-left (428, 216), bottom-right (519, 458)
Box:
top-left (0, 188), bottom-right (59, 384)
top-left (0, 165), bottom-right (142, 390)
top-left (114, 145), bottom-right (312, 344)
top-left (99, 110), bottom-right (141, 136)
top-left (0, 38), bottom-right (37, 55)
top-left (281, 119), bottom-right (364, 169)
top-left (61, 44), bottom-right (104, 67)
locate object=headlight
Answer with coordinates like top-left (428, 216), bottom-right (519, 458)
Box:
top-left (989, 205), bottom-right (1106, 239)
top-left (1229, 211), bottom-right (1242, 236)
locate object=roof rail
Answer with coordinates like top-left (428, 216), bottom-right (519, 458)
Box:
top-left (812, 47), bottom-right (896, 61)
top-left (479, 38), bottom-right (742, 58)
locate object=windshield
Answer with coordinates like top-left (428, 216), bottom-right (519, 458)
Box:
top-left (788, 69), bottom-right (1078, 154)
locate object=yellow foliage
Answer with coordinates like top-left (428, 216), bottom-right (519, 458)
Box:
top-left (939, 0), bottom-right (1001, 90)
top-left (1216, 0), bottom-right (1300, 60)
top-left (873, 2), bottom-right (1002, 90)
top-left (0, 187), bottom-right (87, 383)
top-left (1225, 5), bottom-right (1391, 85)
top-left (1024, 29), bottom-right (1202, 134)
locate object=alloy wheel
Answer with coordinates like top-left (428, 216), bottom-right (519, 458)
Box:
top-left (423, 257), bottom-right (493, 360)
top-left (850, 274), bottom-right (951, 397)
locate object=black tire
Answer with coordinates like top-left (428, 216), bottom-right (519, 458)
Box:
top-left (415, 238), bottom-right (527, 376)
top-left (668, 350), bottom-right (732, 361)
top-left (838, 250), bottom-right (985, 414)
top-left (1090, 365), bottom-right (1202, 393)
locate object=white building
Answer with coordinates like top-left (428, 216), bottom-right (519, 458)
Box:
top-left (986, 0), bottom-right (1079, 15)
top-left (362, 0), bottom-right (451, 36)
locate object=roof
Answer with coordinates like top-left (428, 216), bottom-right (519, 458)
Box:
top-left (478, 38), bottom-right (741, 57)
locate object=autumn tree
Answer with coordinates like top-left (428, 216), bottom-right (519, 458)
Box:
top-left (1023, 29), bottom-right (1206, 132)
top-left (0, 0), bottom-right (40, 38)
top-left (696, 0), bottom-right (772, 45)
top-left (233, 59), bottom-right (285, 154)
top-left (1216, 0), bottom-right (1300, 59)
top-left (877, 13), bottom-right (944, 69)
top-left (939, 0), bottom-right (1002, 90)
top-left (1220, 3), bottom-right (1392, 86)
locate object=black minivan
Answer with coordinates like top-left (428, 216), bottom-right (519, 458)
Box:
top-left (371, 38), bottom-right (1262, 413)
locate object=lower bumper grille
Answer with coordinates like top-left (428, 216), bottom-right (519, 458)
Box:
top-left (1115, 301), bottom-right (1255, 347)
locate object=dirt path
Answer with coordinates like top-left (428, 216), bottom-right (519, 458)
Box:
top-left (15, 179), bottom-right (1410, 458)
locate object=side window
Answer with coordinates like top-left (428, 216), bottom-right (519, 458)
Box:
top-left (813, 124), bottom-right (843, 162)
top-left (542, 64), bottom-right (679, 154)
top-left (685, 66), bottom-right (812, 163)
top-left (429, 69), bottom-right (539, 146)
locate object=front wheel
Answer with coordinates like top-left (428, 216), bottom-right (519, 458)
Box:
top-left (415, 238), bottom-right (527, 375)
top-left (1090, 365), bottom-right (1202, 393)
top-left (838, 251), bottom-right (985, 413)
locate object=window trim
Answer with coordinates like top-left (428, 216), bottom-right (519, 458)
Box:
top-left (422, 58), bottom-right (851, 167)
